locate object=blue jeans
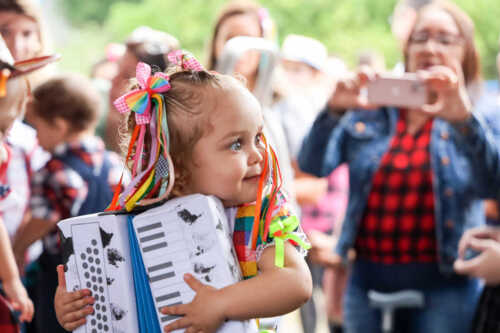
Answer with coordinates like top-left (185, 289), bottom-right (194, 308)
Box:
top-left (344, 260), bottom-right (482, 333)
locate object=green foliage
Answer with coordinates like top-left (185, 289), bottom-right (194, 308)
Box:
top-left (58, 0), bottom-right (140, 26)
top-left (57, 0), bottom-right (500, 79)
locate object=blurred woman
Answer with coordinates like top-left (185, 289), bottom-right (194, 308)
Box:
top-left (206, 0), bottom-right (296, 207)
top-left (299, 1), bottom-right (493, 332)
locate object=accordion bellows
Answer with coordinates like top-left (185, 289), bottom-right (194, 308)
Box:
top-left (58, 194), bottom-right (257, 333)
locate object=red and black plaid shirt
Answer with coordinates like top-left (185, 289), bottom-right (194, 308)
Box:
top-left (355, 111), bottom-right (437, 264)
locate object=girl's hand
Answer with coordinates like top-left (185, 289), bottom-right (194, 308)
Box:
top-left (454, 237), bottom-right (500, 285)
top-left (161, 273), bottom-right (226, 333)
top-left (2, 277), bottom-right (34, 322)
top-left (417, 58), bottom-right (472, 123)
top-left (327, 66), bottom-right (379, 111)
top-left (54, 265), bottom-right (94, 331)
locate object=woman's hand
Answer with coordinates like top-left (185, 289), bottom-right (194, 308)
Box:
top-left (54, 265), bottom-right (94, 331)
top-left (2, 277), bottom-right (34, 322)
top-left (457, 226), bottom-right (500, 259)
top-left (161, 274), bottom-right (226, 333)
top-left (328, 66), bottom-right (379, 111)
top-left (307, 230), bottom-right (345, 268)
top-left (417, 58), bottom-right (472, 122)
top-left (454, 237), bottom-right (500, 285)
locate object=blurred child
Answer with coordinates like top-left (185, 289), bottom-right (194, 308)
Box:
top-left (54, 53), bottom-right (311, 333)
top-left (0, 37), bottom-right (39, 332)
top-left (13, 74), bottom-right (126, 333)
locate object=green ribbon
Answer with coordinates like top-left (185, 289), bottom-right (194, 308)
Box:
top-left (268, 216), bottom-right (311, 267)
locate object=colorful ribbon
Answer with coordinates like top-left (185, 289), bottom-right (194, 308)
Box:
top-left (107, 61), bottom-right (174, 212)
top-left (167, 50), bottom-right (204, 71)
top-left (268, 216), bottom-right (310, 268)
top-left (113, 62), bottom-right (171, 125)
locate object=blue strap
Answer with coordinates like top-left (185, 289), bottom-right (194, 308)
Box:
top-left (127, 215), bottom-right (162, 333)
top-left (59, 151), bottom-right (114, 215)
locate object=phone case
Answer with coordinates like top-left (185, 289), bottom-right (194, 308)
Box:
top-left (366, 75), bottom-right (428, 108)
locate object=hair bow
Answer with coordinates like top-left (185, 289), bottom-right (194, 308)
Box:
top-left (167, 50), bottom-right (204, 71)
top-left (113, 62), bottom-right (171, 125)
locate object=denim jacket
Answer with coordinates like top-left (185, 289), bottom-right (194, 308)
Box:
top-left (298, 106), bottom-right (500, 274)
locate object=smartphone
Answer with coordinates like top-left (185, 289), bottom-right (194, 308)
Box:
top-left (366, 73), bottom-right (428, 108)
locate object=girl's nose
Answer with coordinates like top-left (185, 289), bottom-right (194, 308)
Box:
top-left (249, 145), bottom-right (264, 165)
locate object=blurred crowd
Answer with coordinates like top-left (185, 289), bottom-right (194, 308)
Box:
top-left (0, 0), bottom-right (500, 332)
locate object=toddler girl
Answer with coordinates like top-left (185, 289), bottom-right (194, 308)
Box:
top-left (54, 51), bottom-right (312, 333)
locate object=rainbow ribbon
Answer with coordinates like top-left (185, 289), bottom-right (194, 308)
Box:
top-left (107, 62), bottom-right (173, 212)
top-left (113, 62), bottom-right (171, 125)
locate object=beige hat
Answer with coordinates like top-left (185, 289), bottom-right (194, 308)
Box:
top-left (0, 35), bottom-right (60, 96)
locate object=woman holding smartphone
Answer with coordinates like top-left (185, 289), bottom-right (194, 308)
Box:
top-left (299, 1), bottom-right (497, 332)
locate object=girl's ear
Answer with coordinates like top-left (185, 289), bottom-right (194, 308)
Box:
top-left (171, 162), bottom-right (191, 197)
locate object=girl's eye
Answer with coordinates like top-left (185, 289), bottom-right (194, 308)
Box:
top-left (230, 139), bottom-right (242, 151)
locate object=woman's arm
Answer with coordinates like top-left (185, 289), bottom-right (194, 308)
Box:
top-left (298, 68), bottom-right (378, 177)
top-left (298, 107), bottom-right (346, 177)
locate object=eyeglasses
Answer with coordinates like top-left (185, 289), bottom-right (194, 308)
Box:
top-left (409, 31), bottom-right (463, 47)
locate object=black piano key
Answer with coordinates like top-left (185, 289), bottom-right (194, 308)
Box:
top-left (148, 262), bottom-right (173, 273)
top-left (139, 232), bottom-right (166, 243)
top-left (158, 301), bottom-right (182, 312)
top-left (137, 222), bottom-right (162, 233)
top-left (161, 315), bottom-right (183, 322)
top-left (149, 271), bottom-right (175, 283)
top-left (155, 291), bottom-right (181, 303)
top-left (142, 242), bottom-right (168, 252)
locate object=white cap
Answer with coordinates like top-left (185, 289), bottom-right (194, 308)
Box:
top-left (281, 34), bottom-right (328, 71)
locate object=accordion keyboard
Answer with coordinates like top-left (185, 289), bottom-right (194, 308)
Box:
top-left (72, 223), bottom-right (113, 333)
top-left (135, 218), bottom-right (195, 325)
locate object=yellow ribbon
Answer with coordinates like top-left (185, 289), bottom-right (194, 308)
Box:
top-left (125, 168), bottom-right (156, 211)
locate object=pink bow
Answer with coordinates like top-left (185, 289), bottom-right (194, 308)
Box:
top-left (167, 50), bottom-right (204, 71)
top-left (113, 62), bottom-right (171, 125)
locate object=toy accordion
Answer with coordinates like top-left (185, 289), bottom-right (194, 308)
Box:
top-left (58, 194), bottom-right (258, 333)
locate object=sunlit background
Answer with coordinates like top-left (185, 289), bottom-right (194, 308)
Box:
top-left (39, 0), bottom-right (500, 78)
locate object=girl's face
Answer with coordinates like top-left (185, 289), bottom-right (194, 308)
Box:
top-left (214, 13), bottom-right (261, 80)
top-left (406, 8), bottom-right (465, 73)
top-left (184, 81), bottom-right (265, 207)
top-left (0, 11), bottom-right (41, 61)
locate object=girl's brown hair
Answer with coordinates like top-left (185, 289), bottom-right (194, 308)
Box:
top-left (124, 68), bottom-right (241, 195)
top-left (403, 0), bottom-right (482, 88)
top-left (207, 0), bottom-right (263, 71)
